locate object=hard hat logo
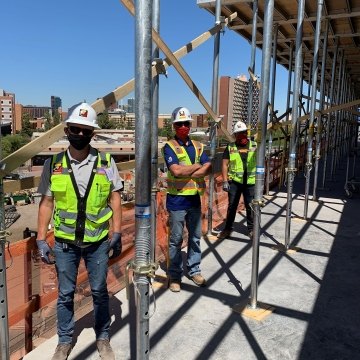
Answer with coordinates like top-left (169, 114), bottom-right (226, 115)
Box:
top-left (172, 106), bottom-right (194, 123)
top-left (79, 109), bottom-right (88, 118)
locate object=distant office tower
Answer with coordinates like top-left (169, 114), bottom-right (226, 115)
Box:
top-left (23, 105), bottom-right (51, 119)
top-left (51, 96), bottom-right (62, 115)
top-left (127, 98), bottom-right (135, 113)
top-left (0, 89), bottom-right (16, 134)
top-left (218, 75), bottom-right (260, 133)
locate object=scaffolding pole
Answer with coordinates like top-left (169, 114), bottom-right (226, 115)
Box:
top-left (207, 0), bottom-right (222, 236)
top-left (265, 23), bottom-right (278, 196)
top-left (303, 0), bottom-right (324, 219)
top-left (134, 1), bottom-right (153, 358)
top-left (284, 0), bottom-right (305, 250)
top-left (313, 19), bottom-right (329, 200)
top-left (321, 37), bottom-right (339, 188)
top-left (247, 0), bottom-right (258, 132)
top-left (249, 0), bottom-right (273, 309)
top-left (0, 175), bottom-right (10, 359)
top-left (150, 0), bottom-right (160, 262)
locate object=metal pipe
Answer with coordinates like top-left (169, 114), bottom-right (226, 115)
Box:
top-left (207, 0), bottom-right (222, 235)
top-left (249, 0), bottom-right (274, 309)
top-left (265, 23), bottom-right (278, 196)
top-left (150, 0), bottom-right (160, 262)
top-left (330, 50), bottom-right (344, 180)
top-left (284, 0), bottom-right (305, 249)
top-left (134, 1), bottom-right (153, 358)
top-left (303, 0), bottom-right (324, 219)
top-left (313, 18), bottom-right (329, 200)
top-left (0, 176), bottom-right (10, 360)
top-left (321, 36), bottom-right (339, 188)
top-left (247, 0), bottom-right (258, 130)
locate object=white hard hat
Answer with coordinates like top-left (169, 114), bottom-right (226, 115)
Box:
top-left (171, 106), bottom-right (194, 123)
top-left (233, 121), bottom-right (247, 134)
top-left (65, 102), bottom-right (100, 129)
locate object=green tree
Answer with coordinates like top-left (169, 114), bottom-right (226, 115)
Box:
top-left (158, 118), bottom-right (174, 140)
top-left (53, 111), bottom-right (61, 126)
top-left (97, 111), bottom-right (117, 129)
top-left (0, 134), bottom-right (29, 158)
top-left (20, 113), bottom-right (34, 138)
top-left (44, 111), bottom-right (52, 131)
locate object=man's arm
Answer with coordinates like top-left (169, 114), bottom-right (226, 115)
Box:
top-left (109, 190), bottom-right (122, 233)
top-left (222, 158), bottom-right (230, 182)
top-left (168, 163), bottom-right (202, 177)
top-left (192, 162), bottom-right (212, 178)
top-left (37, 195), bottom-right (54, 240)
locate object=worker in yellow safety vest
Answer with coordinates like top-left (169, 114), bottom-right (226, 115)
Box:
top-left (36, 102), bottom-right (123, 360)
top-left (162, 106), bottom-right (212, 293)
top-left (217, 120), bottom-right (256, 240)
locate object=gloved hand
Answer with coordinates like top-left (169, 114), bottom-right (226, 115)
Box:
top-left (36, 240), bottom-right (55, 264)
top-left (223, 181), bottom-right (230, 192)
top-left (108, 232), bottom-right (122, 260)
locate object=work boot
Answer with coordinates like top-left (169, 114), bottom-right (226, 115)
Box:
top-left (190, 274), bottom-right (206, 287)
top-left (169, 279), bottom-right (181, 292)
top-left (51, 343), bottom-right (72, 360)
top-left (217, 229), bottom-right (232, 240)
top-left (97, 339), bottom-right (115, 360)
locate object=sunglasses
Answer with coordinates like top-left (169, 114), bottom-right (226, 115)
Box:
top-left (68, 125), bottom-right (94, 137)
top-left (174, 121), bottom-right (190, 127)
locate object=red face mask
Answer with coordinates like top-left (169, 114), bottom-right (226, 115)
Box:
top-left (175, 126), bottom-right (190, 140)
top-left (236, 132), bottom-right (248, 146)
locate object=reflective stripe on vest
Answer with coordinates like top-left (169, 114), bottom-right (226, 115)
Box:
top-left (165, 139), bottom-right (206, 195)
top-left (228, 141), bottom-right (257, 184)
top-left (50, 151), bottom-right (113, 243)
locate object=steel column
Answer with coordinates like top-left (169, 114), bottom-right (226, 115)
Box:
top-left (134, 1), bottom-right (153, 358)
top-left (321, 37), bottom-right (339, 188)
top-left (150, 0), bottom-right (160, 262)
top-left (0, 176), bottom-right (10, 360)
top-left (284, 0), bottom-right (305, 249)
top-left (207, 0), bottom-right (222, 235)
top-left (265, 23), bottom-right (278, 196)
top-left (303, 0), bottom-right (324, 219)
top-left (249, 0), bottom-right (274, 309)
top-left (313, 19), bottom-right (329, 200)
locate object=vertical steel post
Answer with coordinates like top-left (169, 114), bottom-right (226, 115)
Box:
top-left (265, 23), bottom-right (278, 195)
top-left (303, 0), bottom-right (323, 219)
top-left (134, 1), bottom-right (152, 358)
top-left (150, 0), bottom-right (160, 262)
top-left (207, 0), bottom-right (222, 235)
top-left (0, 176), bottom-right (10, 360)
top-left (284, 0), bottom-right (305, 249)
top-left (247, 0), bottom-right (258, 130)
top-left (313, 19), bottom-right (329, 200)
top-left (330, 50), bottom-right (344, 180)
top-left (321, 37), bottom-right (339, 188)
top-left (249, 0), bottom-right (274, 309)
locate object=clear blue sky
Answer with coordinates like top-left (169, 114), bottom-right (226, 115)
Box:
top-left (2, 0), bottom-right (290, 115)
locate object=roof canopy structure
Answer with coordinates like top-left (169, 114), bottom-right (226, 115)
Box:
top-left (198, 0), bottom-right (360, 98)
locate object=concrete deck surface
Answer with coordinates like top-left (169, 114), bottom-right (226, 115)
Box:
top-left (22, 167), bottom-right (360, 360)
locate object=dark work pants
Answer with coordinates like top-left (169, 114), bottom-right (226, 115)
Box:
top-left (224, 181), bottom-right (255, 232)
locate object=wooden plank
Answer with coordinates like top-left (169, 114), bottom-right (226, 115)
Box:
top-left (120, 0), bottom-right (234, 142)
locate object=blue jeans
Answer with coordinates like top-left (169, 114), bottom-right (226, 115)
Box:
top-left (53, 240), bottom-right (110, 344)
top-left (168, 207), bottom-right (202, 280)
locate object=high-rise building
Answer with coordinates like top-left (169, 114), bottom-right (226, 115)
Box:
top-left (218, 75), bottom-right (260, 134)
top-left (0, 89), bottom-right (16, 134)
top-left (23, 105), bottom-right (51, 119)
top-left (51, 96), bottom-right (62, 115)
top-left (127, 98), bottom-right (135, 113)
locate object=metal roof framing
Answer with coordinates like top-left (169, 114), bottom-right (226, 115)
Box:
top-left (198, 0), bottom-right (360, 97)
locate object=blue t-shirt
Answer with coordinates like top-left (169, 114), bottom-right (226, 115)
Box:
top-left (163, 137), bottom-right (210, 211)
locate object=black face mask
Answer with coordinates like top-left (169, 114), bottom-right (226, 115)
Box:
top-left (67, 133), bottom-right (92, 150)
